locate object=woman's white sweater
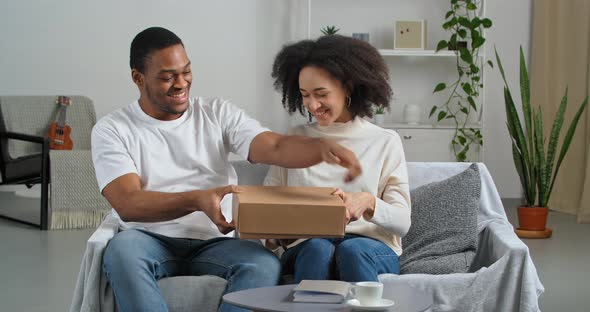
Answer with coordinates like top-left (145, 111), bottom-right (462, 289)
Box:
top-left (263, 117), bottom-right (411, 255)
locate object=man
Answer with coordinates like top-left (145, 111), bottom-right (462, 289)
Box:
top-left (92, 27), bottom-right (362, 312)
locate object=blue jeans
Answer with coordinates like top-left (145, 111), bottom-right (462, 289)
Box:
top-left (281, 234), bottom-right (399, 283)
top-left (103, 229), bottom-right (280, 312)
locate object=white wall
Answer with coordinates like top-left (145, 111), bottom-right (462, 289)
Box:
top-left (0, 0), bottom-right (531, 198)
top-left (0, 0), bottom-right (292, 131)
top-left (484, 0), bottom-right (532, 198)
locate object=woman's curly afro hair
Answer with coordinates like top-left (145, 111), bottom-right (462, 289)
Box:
top-left (271, 35), bottom-right (391, 119)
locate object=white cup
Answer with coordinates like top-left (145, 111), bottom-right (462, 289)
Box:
top-left (352, 281), bottom-right (383, 306)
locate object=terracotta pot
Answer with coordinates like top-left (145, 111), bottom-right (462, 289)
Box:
top-left (517, 206), bottom-right (548, 231)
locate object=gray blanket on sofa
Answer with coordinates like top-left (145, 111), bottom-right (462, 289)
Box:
top-left (379, 163), bottom-right (544, 312)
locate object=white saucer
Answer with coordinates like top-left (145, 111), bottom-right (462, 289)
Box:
top-left (345, 298), bottom-right (395, 311)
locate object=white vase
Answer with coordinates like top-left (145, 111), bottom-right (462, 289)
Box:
top-left (374, 114), bottom-right (385, 125)
top-left (403, 104), bottom-right (421, 125)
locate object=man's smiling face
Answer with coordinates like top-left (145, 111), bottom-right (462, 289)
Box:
top-left (133, 43), bottom-right (192, 120)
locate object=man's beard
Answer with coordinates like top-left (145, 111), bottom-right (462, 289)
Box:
top-left (145, 85), bottom-right (187, 116)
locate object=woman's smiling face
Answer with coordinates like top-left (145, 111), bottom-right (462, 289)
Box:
top-left (299, 66), bottom-right (352, 126)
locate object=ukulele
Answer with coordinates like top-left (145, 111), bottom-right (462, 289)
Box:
top-left (46, 96), bottom-right (74, 150)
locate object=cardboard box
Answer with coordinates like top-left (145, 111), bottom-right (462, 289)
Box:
top-left (232, 186), bottom-right (346, 239)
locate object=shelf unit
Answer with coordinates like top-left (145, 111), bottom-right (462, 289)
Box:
top-left (374, 48), bottom-right (485, 161)
top-left (378, 49), bottom-right (456, 57)
top-left (381, 122), bottom-right (482, 129)
top-left (306, 0), bottom-right (487, 162)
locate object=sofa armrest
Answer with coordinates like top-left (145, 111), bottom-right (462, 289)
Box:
top-left (70, 213), bottom-right (119, 312)
top-left (88, 213), bottom-right (119, 244)
top-left (470, 221), bottom-right (527, 271)
top-left (380, 221), bottom-right (543, 311)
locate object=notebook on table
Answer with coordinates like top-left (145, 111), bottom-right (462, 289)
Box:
top-left (292, 280), bottom-right (351, 303)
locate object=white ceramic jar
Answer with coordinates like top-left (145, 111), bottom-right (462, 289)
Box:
top-left (403, 104), bottom-right (421, 125)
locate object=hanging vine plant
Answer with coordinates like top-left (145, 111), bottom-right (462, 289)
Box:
top-left (430, 0), bottom-right (492, 161)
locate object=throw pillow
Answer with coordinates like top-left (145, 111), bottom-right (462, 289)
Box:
top-left (400, 163), bottom-right (480, 274)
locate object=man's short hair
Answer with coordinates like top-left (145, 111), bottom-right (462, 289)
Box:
top-left (130, 27), bottom-right (183, 73)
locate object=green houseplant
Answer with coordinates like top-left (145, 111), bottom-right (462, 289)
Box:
top-left (430, 0), bottom-right (492, 162)
top-left (320, 25), bottom-right (339, 36)
top-left (495, 46), bottom-right (588, 232)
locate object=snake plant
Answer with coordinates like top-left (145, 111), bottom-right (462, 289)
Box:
top-left (495, 46), bottom-right (588, 207)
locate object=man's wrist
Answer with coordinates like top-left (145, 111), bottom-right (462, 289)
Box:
top-left (315, 137), bottom-right (328, 152)
top-left (188, 190), bottom-right (202, 213)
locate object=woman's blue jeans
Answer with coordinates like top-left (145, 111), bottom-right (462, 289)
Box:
top-left (102, 229), bottom-right (280, 312)
top-left (281, 234), bottom-right (400, 283)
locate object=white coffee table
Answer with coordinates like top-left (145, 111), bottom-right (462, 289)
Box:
top-left (223, 281), bottom-right (434, 312)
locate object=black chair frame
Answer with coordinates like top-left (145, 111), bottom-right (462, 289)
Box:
top-left (0, 131), bottom-right (50, 230)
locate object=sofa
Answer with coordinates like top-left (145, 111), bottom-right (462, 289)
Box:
top-left (70, 161), bottom-right (544, 312)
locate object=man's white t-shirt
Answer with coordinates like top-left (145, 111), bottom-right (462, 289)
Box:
top-left (91, 97), bottom-right (268, 240)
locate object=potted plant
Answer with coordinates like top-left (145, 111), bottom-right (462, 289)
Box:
top-left (374, 107), bottom-right (386, 125)
top-left (495, 46), bottom-right (588, 235)
top-left (320, 25), bottom-right (339, 36)
top-left (430, 0), bottom-right (492, 162)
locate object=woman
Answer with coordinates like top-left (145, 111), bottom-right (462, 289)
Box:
top-left (264, 35), bottom-right (411, 283)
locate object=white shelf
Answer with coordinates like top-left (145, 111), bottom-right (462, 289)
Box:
top-left (381, 122), bottom-right (482, 129)
top-left (378, 49), bottom-right (456, 57)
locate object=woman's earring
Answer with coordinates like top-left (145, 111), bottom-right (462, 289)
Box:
top-left (347, 96), bottom-right (352, 107)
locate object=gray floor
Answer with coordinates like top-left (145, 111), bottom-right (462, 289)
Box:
top-left (0, 194), bottom-right (589, 311)
top-left (0, 192), bottom-right (94, 312)
top-left (503, 199), bottom-right (590, 311)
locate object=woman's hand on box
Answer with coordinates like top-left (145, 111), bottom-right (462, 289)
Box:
top-left (332, 189), bottom-right (376, 223)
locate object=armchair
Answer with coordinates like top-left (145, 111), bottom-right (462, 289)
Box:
top-left (0, 95), bottom-right (110, 230)
top-left (0, 130), bottom-right (49, 229)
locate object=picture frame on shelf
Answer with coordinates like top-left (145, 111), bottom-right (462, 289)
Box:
top-left (394, 20), bottom-right (427, 50)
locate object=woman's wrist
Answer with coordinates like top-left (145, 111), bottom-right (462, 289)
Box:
top-left (362, 192), bottom-right (376, 219)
